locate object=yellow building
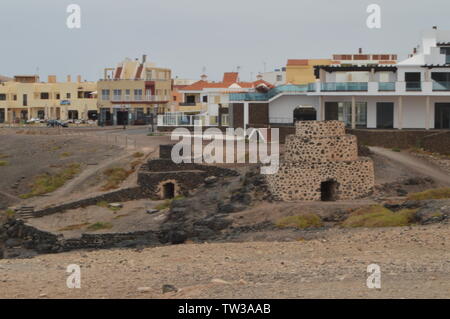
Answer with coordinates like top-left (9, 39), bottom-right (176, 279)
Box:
top-left (285, 59), bottom-right (332, 85)
top-left (0, 75), bottom-right (97, 123)
top-left (97, 56), bottom-right (172, 125)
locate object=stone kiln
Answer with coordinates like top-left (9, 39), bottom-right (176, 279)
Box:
top-left (266, 121), bottom-right (374, 201)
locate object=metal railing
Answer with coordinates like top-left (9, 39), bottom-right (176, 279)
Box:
top-left (157, 113), bottom-right (219, 127)
top-left (110, 95), bottom-right (170, 102)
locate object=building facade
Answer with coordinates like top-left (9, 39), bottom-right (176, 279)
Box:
top-left (229, 28), bottom-right (450, 131)
top-left (0, 75), bottom-right (97, 123)
top-left (97, 56), bottom-right (172, 126)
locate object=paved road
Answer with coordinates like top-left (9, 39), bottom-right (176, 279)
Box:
top-left (370, 147), bottom-right (450, 186)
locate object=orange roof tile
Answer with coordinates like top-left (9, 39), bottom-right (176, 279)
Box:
top-left (223, 72), bottom-right (239, 83)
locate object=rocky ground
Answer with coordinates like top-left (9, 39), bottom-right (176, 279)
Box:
top-left (1, 223), bottom-right (450, 299)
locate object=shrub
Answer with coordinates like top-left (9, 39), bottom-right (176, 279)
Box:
top-left (20, 163), bottom-right (81, 199)
top-left (391, 147), bottom-right (401, 152)
top-left (101, 167), bottom-right (133, 191)
top-left (155, 200), bottom-right (172, 211)
top-left (132, 152), bottom-right (144, 158)
top-left (407, 188), bottom-right (450, 201)
top-left (0, 209), bottom-right (16, 218)
top-left (275, 213), bottom-right (323, 229)
top-left (0, 160), bottom-right (9, 167)
top-left (341, 205), bottom-right (417, 228)
top-left (60, 152), bottom-right (72, 158)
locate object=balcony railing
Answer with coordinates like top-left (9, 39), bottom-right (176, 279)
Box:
top-left (110, 95), bottom-right (170, 102)
top-left (378, 82), bottom-right (395, 91)
top-left (433, 81), bottom-right (450, 91)
top-left (157, 113), bottom-right (219, 127)
top-left (321, 82), bottom-right (368, 92)
top-left (406, 82), bottom-right (422, 91)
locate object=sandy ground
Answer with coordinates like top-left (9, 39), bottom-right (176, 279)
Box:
top-left (1, 223), bottom-right (449, 299)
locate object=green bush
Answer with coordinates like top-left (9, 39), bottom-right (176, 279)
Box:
top-left (342, 205), bottom-right (417, 228)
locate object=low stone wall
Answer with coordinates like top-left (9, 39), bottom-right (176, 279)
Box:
top-left (421, 131), bottom-right (450, 155)
top-left (346, 129), bottom-right (450, 152)
top-left (33, 187), bottom-right (150, 218)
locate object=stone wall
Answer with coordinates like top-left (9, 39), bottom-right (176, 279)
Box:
top-left (266, 121), bottom-right (375, 201)
top-left (348, 129), bottom-right (450, 155)
top-left (33, 187), bottom-right (150, 218)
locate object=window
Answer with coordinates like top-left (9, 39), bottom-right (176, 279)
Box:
top-left (440, 47), bottom-right (450, 64)
top-left (101, 89), bottom-right (110, 100)
top-left (202, 95), bottom-right (208, 103)
top-left (0, 94), bottom-right (6, 101)
top-left (40, 92), bottom-right (50, 99)
top-left (56, 93), bottom-right (60, 100)
top-left (113, 89), bottom-right (122, 100)
top-left (336, 102), bottom-right (367, 128)
top-left (134, 89), bottom-right (143, 100)
top-left (66, 93), bottom-right (71, 99)
top-left (276, 75), bottom-right (283, 82)
top-left (125, 89), bottom-right (131, 100)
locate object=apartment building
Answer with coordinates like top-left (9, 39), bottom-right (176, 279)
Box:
top-left (158, 72), bottom-right (273, 127)
top-left (229, 27), bottom-right (450, 130)
top-left (97, 56), bottom-right (172, 126)
top-left (0, 75), bottom-right (97, 124)
top-left (285, 59), bottom-right (332, 85)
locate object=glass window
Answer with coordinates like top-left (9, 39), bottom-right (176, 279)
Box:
top-left (101, 89), bottom-right (110, 100)
top-left (337, 102), bottom-right (367, 128)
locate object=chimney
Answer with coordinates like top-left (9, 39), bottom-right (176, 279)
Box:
top-left (142, 54), bottom-right (147, 64)
top-left (433, 26), bottom-right (438, 30)
top-left (413, 47), bottom-right (417, 54)
top-left (67, 75), bottom-right (72, 83)
top-left (358, 48), bottom-right (363, 54)
top-left (256, 74), bottom-right (263, 81)
top-left (77, 75), bottom-right (82, 83)
top-left (201, 74), bottom-right (208, 81)
top-left (48, 75), bottom-right (57, 83)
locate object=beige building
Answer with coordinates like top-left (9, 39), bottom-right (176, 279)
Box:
top-left (0, 75), bottom-right (97, 123)
top-left (97, 56), bottom-right (172, 125)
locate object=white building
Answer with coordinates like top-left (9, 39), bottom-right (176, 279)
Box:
top-left (229, 27), bottom-right (450, 130)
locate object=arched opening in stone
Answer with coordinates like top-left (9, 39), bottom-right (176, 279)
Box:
top-left (320, 180), bottom-right (338, 201)
top-left (162, 182), bottom-right (175, 199)
top-left (294, 107), bottom-right (317, 122)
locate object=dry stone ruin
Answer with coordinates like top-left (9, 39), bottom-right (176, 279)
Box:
top-left (266, 121), bottom-right (374, 201)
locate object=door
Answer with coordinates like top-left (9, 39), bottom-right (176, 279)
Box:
top-left (376, 102), bottom-right (394, 129)
top-left (117, 111), bottom-right (129, 125)
top-left (435, 103), bottom-right (450, 129)
top-left (325, 102), bottom-right (339, 121)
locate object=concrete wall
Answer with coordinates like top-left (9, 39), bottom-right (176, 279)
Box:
top-left (269, 95), bottom-right (320, 123)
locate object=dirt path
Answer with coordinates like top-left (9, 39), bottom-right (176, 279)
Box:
top-left (1, 223), bottom-right (450, 299)
top-left (370, 147), bottom-right (450, 186)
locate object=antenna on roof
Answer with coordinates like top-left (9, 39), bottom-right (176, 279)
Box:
top-left (202, 66), bottom-right (206, 74)
top-left (263, 61), bottom-right (266, 73)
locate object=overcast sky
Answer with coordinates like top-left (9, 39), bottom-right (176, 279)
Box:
top-left (1, 0), bottom-right (449, 82)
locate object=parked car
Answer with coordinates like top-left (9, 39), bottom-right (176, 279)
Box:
top-left (46, 120), bottom-right (68, 128)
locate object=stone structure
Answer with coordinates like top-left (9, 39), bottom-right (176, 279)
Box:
top-left (266, 121), bottom-right (374, 201)
top-left (137, 144), bottom-right (239, 200)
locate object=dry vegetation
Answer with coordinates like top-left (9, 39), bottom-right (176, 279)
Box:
top-left (341, 205), bottom-right (417, 228)
top-left (407, 188), bottom-right (450, 200)
top-left (20, 163), bottom-right (81, 199)
top-left (101, 168), bottom-right (133, 191)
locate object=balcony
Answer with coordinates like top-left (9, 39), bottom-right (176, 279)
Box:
top-left (378, 82), bottom-right (396, 91)
top-left (321, 82), bottom-right (368, 92)
top-left (158, 113), bottom-right (220, 127)
top-left (110, 95), bottom-right (170, 103)
top-left (433, 81), bottom-right (450, 91)
top-left (405, 82), bottom-right (422, 91)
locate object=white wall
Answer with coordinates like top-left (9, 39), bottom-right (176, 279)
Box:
top-left (269, 95), bottom-right (320, 122)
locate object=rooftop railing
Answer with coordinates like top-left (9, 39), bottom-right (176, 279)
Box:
top-left (378, 82), bottom-right (396, 91)
top-left (433, 81), bottom-right (450, 91)
top-left (405, 82), bottom-right (422, 91)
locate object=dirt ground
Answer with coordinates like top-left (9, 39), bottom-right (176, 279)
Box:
top-left (1, 223), bottom-right (449, 299)
top-left (27, 199), bottom-right (168, 238)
